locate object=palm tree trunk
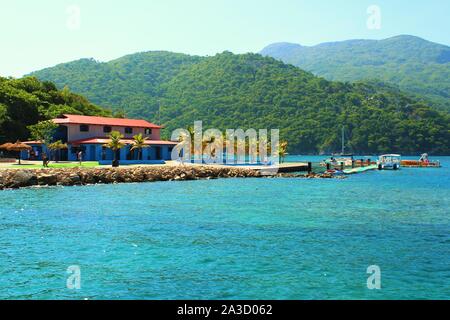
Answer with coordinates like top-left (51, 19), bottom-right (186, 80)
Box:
top-left (112, 148), bottom-right (119, 167)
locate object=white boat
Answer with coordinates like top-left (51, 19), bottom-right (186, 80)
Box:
top-left (321, 126), bottom-right (354, 167)
top-left (321, 155), bottom-right (354, 167)
top-left (377, 154), bottom-right (401, 170)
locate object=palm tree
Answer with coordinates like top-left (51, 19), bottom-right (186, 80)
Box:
top-left (130, 133), bottom-right (148, 160)
top-left (47, 140), bottom-right (68, 162)
top-left (104, 131), bottom-right (124, 167)
top-left (278, 141), bottom-right (289, 163)
top-left (176, 131), bottom-right (191, 165)
top-left (186, 125), bottom-right (195, 139)
top-left (187, 125), bottom-right (198, 152)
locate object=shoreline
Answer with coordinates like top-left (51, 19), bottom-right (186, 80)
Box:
top-left (0, 165), bottom-right (343, 190)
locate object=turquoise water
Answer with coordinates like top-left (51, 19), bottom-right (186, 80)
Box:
top-left (0, 156), bottom-right (449, 300)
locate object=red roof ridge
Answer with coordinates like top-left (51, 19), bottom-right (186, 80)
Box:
top-left (69, 137), bottom-right (178, 146)
top-left (53, 114), bottom-right (163, 129)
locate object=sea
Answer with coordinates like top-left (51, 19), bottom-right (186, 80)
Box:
top-left (0, 155), bottom-right (448, 299)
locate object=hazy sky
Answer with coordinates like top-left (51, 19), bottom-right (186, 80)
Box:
top-left (1, 0), bottom-right (449, 77)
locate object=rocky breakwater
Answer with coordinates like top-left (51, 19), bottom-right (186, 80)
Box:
top-left (0, 167), bottom-right (346, 190)
top-left (0, 166), bottom-right (263, 190)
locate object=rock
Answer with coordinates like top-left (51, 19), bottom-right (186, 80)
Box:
top-left (7, 171), bottom-right (37, 188)
top-left (69, 174), bottom-right (81, 184)
top-left (0, 172), bottom-right (6, 189)
top-left (81, 172), bottom-right (96, 184)
top-left (37, 173), bottom-right (58, 186)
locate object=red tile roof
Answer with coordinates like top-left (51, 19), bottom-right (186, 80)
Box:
top-left (69, 137), bottom-right (178, 146)
top-left (53, 114), bottom-right (162, 129)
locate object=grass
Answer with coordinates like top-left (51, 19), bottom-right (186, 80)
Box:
top-left (5, 162), bottom-right (100, 169)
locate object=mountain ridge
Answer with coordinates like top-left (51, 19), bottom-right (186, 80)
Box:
top-left (28, 50), bottom-right (450, 154)
top-left (260, 35), bottom-right (450, 110)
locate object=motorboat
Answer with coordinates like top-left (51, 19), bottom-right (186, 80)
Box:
top-left (377, 154), bottom-right (401, 170)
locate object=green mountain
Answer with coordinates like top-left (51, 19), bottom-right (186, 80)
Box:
top-left (31, 52), bottom-right (202, 120)
top-left (30, 51), bottom-right (450, 154)
top-left (260, 35), bottom-right (450, 111)
top-left (0, 76), bottom-right (110, 143)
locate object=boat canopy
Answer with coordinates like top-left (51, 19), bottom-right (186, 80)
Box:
top-left (380, 154), bottom-right (401, 157)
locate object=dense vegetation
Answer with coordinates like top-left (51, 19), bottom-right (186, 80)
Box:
top-left (30, 51), bottom-right (450, 154)
top-left (260, 35), bottom-right (450, 111)
top-left (0, 76), bottom-right (110, 143)
top-left (31, 52), bottom-right (202, 119)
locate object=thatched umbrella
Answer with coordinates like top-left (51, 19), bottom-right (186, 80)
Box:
top-left (0, 143), bottom-right (14, 161)
top-left (0, 142), bottom-right (14, 150)
top-left (2, 141), bottom-right (32, 165)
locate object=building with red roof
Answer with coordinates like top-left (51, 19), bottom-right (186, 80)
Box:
top-left (23, 114), bottom-right (178, 164)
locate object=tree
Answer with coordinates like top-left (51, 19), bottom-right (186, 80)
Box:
top-left (0, 103), bottom-right (8, 126)
top-left (130, 133), bottom-right (148, 160)
top-left (27, 120), bottom-right (58, 146)
top-left (0, 76), bottom-right (111, 144)
top-left (47, 140), bottom-right (68, 162)
top-left (176, 131), bottom-right (191, 165)
top-left (104, 131), bottom-right (124, 167)
top-left (278, 141), bottom-right (289, 163)
top-left (113, 110), bottom-right (127, 118)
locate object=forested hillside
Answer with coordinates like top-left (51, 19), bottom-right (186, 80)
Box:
top-left (0, 76), bottom-right (110, 143)
top-left (31, 52), bottom-right (202, 119)
top-left (30, 51), bottom-right (450, 154)
top-left (260, 35), bottom-right (450, 111)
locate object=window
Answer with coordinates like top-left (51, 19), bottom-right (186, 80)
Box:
top-left (125, 127), bottom-right (133, 134)
top-left (103, 126), bottom-right (112, 133)
top-left (80, 125), bottom-right (89, 132)
top-left (145, 128), bottom-right (152, 135)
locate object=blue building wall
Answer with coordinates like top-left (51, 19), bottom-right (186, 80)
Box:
top-left (21, 145), bottom-right (49, 161)
top-left (69, 144), bottom-right (173, 162)
top-left (22, 144), bottom-right (174, 164)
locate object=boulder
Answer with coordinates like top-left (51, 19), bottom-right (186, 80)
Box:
top-left (37, 173), bottom-right (58, 186)
top-left (69, 174), bottom-right (81, 184)
top-left (7, 170), bottom-right (37, 188)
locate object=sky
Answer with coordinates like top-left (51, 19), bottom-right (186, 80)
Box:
top-left (1, 0), bottom-right (449, 77)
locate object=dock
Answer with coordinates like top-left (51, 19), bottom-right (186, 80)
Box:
top-left (343, 165), bottom-right (378, 175)
top-left (401, 160), bottom-right (441, 168)
top-left (232, 162), bottom-right (310, 173)
top-left (179, 161), bottom-right (311, 174)
top-left (275, 162), bottom-right (311, 173)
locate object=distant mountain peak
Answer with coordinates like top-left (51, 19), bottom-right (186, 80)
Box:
top-left (386, 34), bottom-right (427, 41)
top-left (261, 42), bottom-right (303, 49)
top-left (260, 42), bottom-right (303, 60)
top-left (261, 35), bottom-right (448, 53)
top-left (259, 35), bottom-right (449, 110)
